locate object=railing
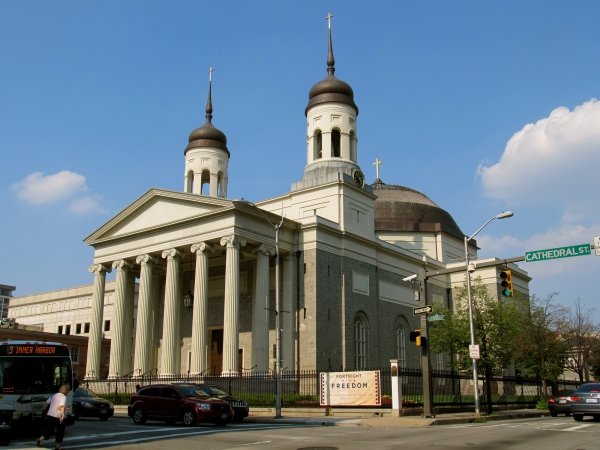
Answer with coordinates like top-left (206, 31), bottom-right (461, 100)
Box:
top-left (82, 368), bottom-right (579, 411)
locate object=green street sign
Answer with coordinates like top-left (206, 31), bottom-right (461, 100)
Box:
top-left (525, 244), bottom-right (592, 262)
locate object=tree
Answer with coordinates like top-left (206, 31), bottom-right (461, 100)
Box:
top-left (429, 277), bottom-right (527, 413)
top-left (512, 293), bottom-right (569, 396)
top-left (561, 298), bottom-right (600, 383)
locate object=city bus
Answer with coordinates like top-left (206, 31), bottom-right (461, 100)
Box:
top-left (0, 340), bottom-right (76, 434)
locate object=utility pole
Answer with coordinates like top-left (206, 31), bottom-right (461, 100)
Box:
top-left (418, 265), bottom-right (434, 417)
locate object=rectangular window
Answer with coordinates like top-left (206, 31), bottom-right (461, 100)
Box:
top-left (70, 346), bottom-right (80, 363)
top-left (104, 320), bottom-right (110, 332)
top-left (65, 325), bottom-right (71, 335)
top-left (75, 323), bottom-right (82, 334)
top-left (58, 325), bottom-right (63, 334)
top-left (84, 322), bottom-right (90, 333)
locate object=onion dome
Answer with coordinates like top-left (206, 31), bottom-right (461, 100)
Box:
top-left (305, 16), bottom-right (358, 116)
top-left (185, 73), bottom-right (230, 156)
top-left (372, 179), bottom-right (464, 240)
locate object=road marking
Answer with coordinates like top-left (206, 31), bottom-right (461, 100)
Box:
top-left (562, 424), bottom-right (593, 432)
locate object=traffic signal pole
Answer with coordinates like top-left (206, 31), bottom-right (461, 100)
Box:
top-left (418, 265), bottom-right (434, 418)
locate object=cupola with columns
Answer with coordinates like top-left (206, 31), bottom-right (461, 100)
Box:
top-left (184, 67), bottom-right (230, 198)
top-left (301, 12), bottom-right (362, 189)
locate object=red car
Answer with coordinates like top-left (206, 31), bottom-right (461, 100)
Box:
top-left (128, 383), bottom-right (233, 426)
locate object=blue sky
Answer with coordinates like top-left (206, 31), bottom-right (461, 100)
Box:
top-left (2, 1), bottom-right (599, 318)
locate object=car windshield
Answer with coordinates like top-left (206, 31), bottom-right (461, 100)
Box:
top-left (177, 385), bottom-right (210, 398)
top-left (576, 384), bottom-right (600, 393)
top-left (197, 385), bottom-right (229, 397)
top-left (74, 388), bottom-right (96, 398)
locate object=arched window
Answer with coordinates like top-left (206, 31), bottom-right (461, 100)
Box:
top-left (200, 169), bottom-right (211, 195)
top-left (396, 325), bottom-right (407, 369)
top-left (186, 170), bottom-right (194, 193)
top-left (331, 129), bottom-right (341, 157)
top-left (314, 130), bottom-right (322, 159)
top-left (354, 313), bottom-right (368, 369)
top-left (217, 171), bottom-right (225, 198)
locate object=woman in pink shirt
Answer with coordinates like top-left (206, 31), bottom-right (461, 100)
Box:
top-left (36, 384), bottom-right (69, 450)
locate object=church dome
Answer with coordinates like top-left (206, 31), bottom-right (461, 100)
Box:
top-left (184, 74), bottom-right (230, 157)
top-left (305, 18), bottom-right (358, 116)
top-left (372, 179), bottom-right (464, 240)
top-left (186, 122), bottom-right (229, 155)
top-left (306, 75), bottom-right (358, 114)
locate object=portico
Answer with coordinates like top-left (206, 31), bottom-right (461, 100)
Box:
top-left (83, 192), bottom-right (296, 380)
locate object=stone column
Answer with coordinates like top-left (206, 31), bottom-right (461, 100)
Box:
top-left (122, 271), bottom-right (135, 375)
top-left (133, 254), bottom-right (155, 377)
top-left (220, 235), bottom-right (246, 376)
top-left (109, 259), bottom-right (131, 378)
top-left (282, 254), bottom-right (295, 371)
top-left (190, 242), bottom-right (212, 375)
top-left (252, 245), bottom-right (273, 372)
top-left (160, 248), bottom-right (181, 376)
top-left (85, 263), bottom-right (111, 380)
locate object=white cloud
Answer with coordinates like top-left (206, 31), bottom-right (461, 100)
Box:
top-left (12, 171), bottom-right (87, 204)
top-left (478, 98), bottom-right (600, 207)
top-left (12, 170), bottom-right (106, 214)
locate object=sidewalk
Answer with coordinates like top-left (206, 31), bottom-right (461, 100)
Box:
top-left (114, 405), bottom-right (548, 427)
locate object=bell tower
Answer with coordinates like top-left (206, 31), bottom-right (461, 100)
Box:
top-left (184, 67), bottom-right (230, 198)
top-left (301, 12), bottom-right (363, 189)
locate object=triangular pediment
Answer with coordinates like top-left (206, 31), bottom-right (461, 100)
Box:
top-left (85, 189), bottom-right (233, 244)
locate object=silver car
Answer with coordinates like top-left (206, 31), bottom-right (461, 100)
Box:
top-left (570, 383), bottom-right (600, 421)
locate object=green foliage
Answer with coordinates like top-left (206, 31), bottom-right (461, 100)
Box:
top-left (536, 398), bottom-right (549, 410)
top-left (429, 277), bottom-right (527, 376)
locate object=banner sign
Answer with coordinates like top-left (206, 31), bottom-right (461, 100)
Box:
top-left (319, 370), bottom-right (381, 406)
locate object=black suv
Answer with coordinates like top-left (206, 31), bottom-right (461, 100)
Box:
top-left (128, 383), bottom-right (233, 426)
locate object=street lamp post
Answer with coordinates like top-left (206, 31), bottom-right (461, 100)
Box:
top-left (274, 215), bottom-right (283, 419)
top-left (464, 211), bottom-right (513, 417)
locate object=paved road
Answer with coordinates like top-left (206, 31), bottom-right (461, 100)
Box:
top-left (9, 414), bottom-right (600, 450)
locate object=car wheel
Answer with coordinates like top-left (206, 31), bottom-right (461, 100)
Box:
top-left (182, 410), bottom-right (197, 426)
top-left (132, 408), bottom-right (146, 425)
top-left (573, 414), bottom-right (584, 422)
top-left (99, 415), bottom-right (109, 421)
top-left (550, 411), bottom-right (557, 417)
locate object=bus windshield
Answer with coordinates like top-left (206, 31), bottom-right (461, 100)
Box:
top-left (0, 342), bottom-right (74, 395)
top-left (0, 356), bottom-right (73, 395)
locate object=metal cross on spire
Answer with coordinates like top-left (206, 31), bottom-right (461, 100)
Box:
top-left (326, 12), bottom-right (333, 29)
top-left (208, 66), bottom-right (214, 82)
top-left (373, 158), bottom-right (382, 179)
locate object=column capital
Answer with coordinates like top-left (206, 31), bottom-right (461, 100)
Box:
top-left (136, 254), bottom-right (155, 266)
top-left (254, 244), bottom-right (275, 257)
top-left (161, 248), bottom-right (181, 260)
top-left (89, 263), bottom-right (111, 275)
top-left (112, 259), bottom-right (132, 271)
top-left (220, 235), bottom-right (246, 249)
top-left (191, 242), bottom-right (213, 255)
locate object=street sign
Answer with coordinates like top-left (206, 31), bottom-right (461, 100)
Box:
top-left (594, 236), bottom-right (600, 256)
top-left (525, 243), bottom-right (591, 262)
top-left (413, 305), bottom-right (432, 315)
top-left (469, 344), bottom-right (480, 360)
top-left (428, 314), bottom-right (445, 322)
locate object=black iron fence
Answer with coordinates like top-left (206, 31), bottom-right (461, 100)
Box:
top-left (82, 368), bottom-right (580, 411)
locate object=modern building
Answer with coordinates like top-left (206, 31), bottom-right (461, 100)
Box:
top-left (8, 20), bottom-right (529, 380)
top-left (0, 284), bottom-right (15, 319)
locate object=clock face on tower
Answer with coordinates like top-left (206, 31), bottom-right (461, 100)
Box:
top-left (352, 169), bottom-right (365, 188)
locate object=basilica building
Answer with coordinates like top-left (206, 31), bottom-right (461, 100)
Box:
top-left (8, 21), bottom-right (529, 380)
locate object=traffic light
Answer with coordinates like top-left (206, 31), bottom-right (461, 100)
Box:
top-left (499, 269), bottom-right (513, 297)
top-left (409, 330), bottom-right (421, 346)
